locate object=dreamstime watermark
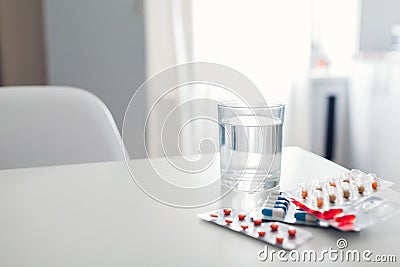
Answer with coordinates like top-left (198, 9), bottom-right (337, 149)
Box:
top-left (257, 238), bottom-right (397, 263)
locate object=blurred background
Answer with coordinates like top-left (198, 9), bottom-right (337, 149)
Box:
top-left (0, 0), bottom-right (399, 184)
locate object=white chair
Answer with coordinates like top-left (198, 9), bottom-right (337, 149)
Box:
top-left (0, 86), bottom-right (124, 169)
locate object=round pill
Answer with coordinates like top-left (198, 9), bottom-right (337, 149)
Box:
top-left (276, 234), bottom-right (284, 243)
top-left (270, 222), bottom-right (279, 231)
top-left (258, 230), bottom-right (266, 237)
top-left (253, 219), bottom-right (262, 226)
top-left (210, 213), bottom-right (218, 218)
top-left (262, 207), bottom-right (285, 218)
top-left (238, 213), bottom-right (246, 220)
top-left (241, 223), bottom-right (248, 230)
top-left (288, 227), bottom-right (296, 237)
top-left (223, 208), bottom-right (232, 215)
top-left (225, 219), bottom-right (233, 225)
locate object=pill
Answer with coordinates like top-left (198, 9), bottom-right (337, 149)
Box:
top-left (238, 213), bottom-right (246, 220)
top-left (277, 196), bottom-right (289, 202)
top-left (366, 174), bottom-right (379, 190)
top-left (329, 194), bottom-right (336, 203)
top-left (294, 212), bottom-right (318, 222)
top-left (302, 190), bottom-right (308, 199)
top-left (372, 180), bottom-right (378, 190)
top-left (329, 182), bottom-right (336, 187)
top-left (264, 200), bottom-right (289, 208)
top-left (269, 191), bottom-right (282, 196)
top-left (262, 207), bottom-right (285, 218)
top-left (276, 234), bottom-right (284, 243)
top-left (225, 219), bottom-right (233, 224)
top-left (241, 223), bottom-right (249, 230)
top-left (210, 213), bottom-right (218, 218)
top-left (317, 197), bottom-right (324, 208)
top-left (264, 203), bottom-right (287, 212)
top-left (258, 230), bottom-right (266, 237)
top-left (358, 185), bottom-right (365, 194)
top-left (273, 204), bottom-right (287, 212)
top-left (343, 189), bottom-right (350, 199)
top-left (223, 208), bottom-right (232, 215)
top-left (253, 219), bottom-right (262, 226)
top-left (270, 222), bottom-right (279, 231)
top-left (288, 226), bottom-right (296, 237)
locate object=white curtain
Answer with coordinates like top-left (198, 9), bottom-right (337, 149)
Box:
top-left (145, 0), bottom-right (312, 157)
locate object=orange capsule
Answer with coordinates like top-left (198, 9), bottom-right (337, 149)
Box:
top-left (329, 182), bottom-right (336, 187)
top-left (258, 230), bottom-right (266, 237)
top-left (241, 223), bottom-right (249, 230)
top-left (210, 213), bottom-right (218, 218)
top-left (317, 197), bottom-right (324, 208)
top-left (302, 190), bottom-right (308, 199)
top-left (225, 219), bottom-right (233, 225)
top-left (270, 222), bottom-right (279, 231)
top-left (372, 180), bottom-right (378, 190)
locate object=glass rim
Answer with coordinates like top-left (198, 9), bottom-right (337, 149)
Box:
top-left (217, 100), bottom-right (285, 109)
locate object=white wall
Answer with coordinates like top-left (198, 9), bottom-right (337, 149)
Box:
top-left (43, 0), bottom-right (146, 130)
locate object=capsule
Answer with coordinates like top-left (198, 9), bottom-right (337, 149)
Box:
top-left (238, 213), bottom-right (246, 220)
top-left (269, 191), bottom-right (283, 196)
top-left (241, 223), bottom-right (249, 230)
top-left (354, 177), bottom-right (365, 194)
top-left (264, 200), bottom-right (289, 209)
top-left (327, 177), bottom-right (337, 188)
top-left (298, 183), bottom-right (309, 199)
top-left (341, 182), bottom-right (351, 199)
top-left (294, 212), bottom-right (318, 222)
top-left (317, 197), bottom-right (324, 208)
top-left (328, 186), bottom-right (337, 203)
top-left (262, 207), bottom-right (286, 218)
top-left (311, 180), bottom-right (323, 191)
top-left (366, 173), bottom-right (379, 190)
top-left (313, 190), bottom-right (324, 208)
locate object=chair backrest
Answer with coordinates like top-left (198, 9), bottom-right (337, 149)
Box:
top-left (0, 86), bottom-right (124, 169)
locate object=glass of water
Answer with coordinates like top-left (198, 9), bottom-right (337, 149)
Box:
top-left (218, 101), bottom-right (285, 193)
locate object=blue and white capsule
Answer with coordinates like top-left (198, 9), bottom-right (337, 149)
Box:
top-left (262, 207), bottom-right (286, 218)
top-left (294, 212), bottom-right (318, 222)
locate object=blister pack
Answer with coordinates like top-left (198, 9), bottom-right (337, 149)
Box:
top-left (250, 170), bottom-right (400, 231)
top-left (198, 208), bottom-right (312, 250)
top-left (294, 169), bottom-right (393, 211)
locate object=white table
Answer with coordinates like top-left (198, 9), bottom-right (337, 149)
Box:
top-left (0, 147), bottom-right (399, 266)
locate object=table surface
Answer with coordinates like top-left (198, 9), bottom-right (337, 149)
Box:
top-left (0, 146), bottom-right (399, 266)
